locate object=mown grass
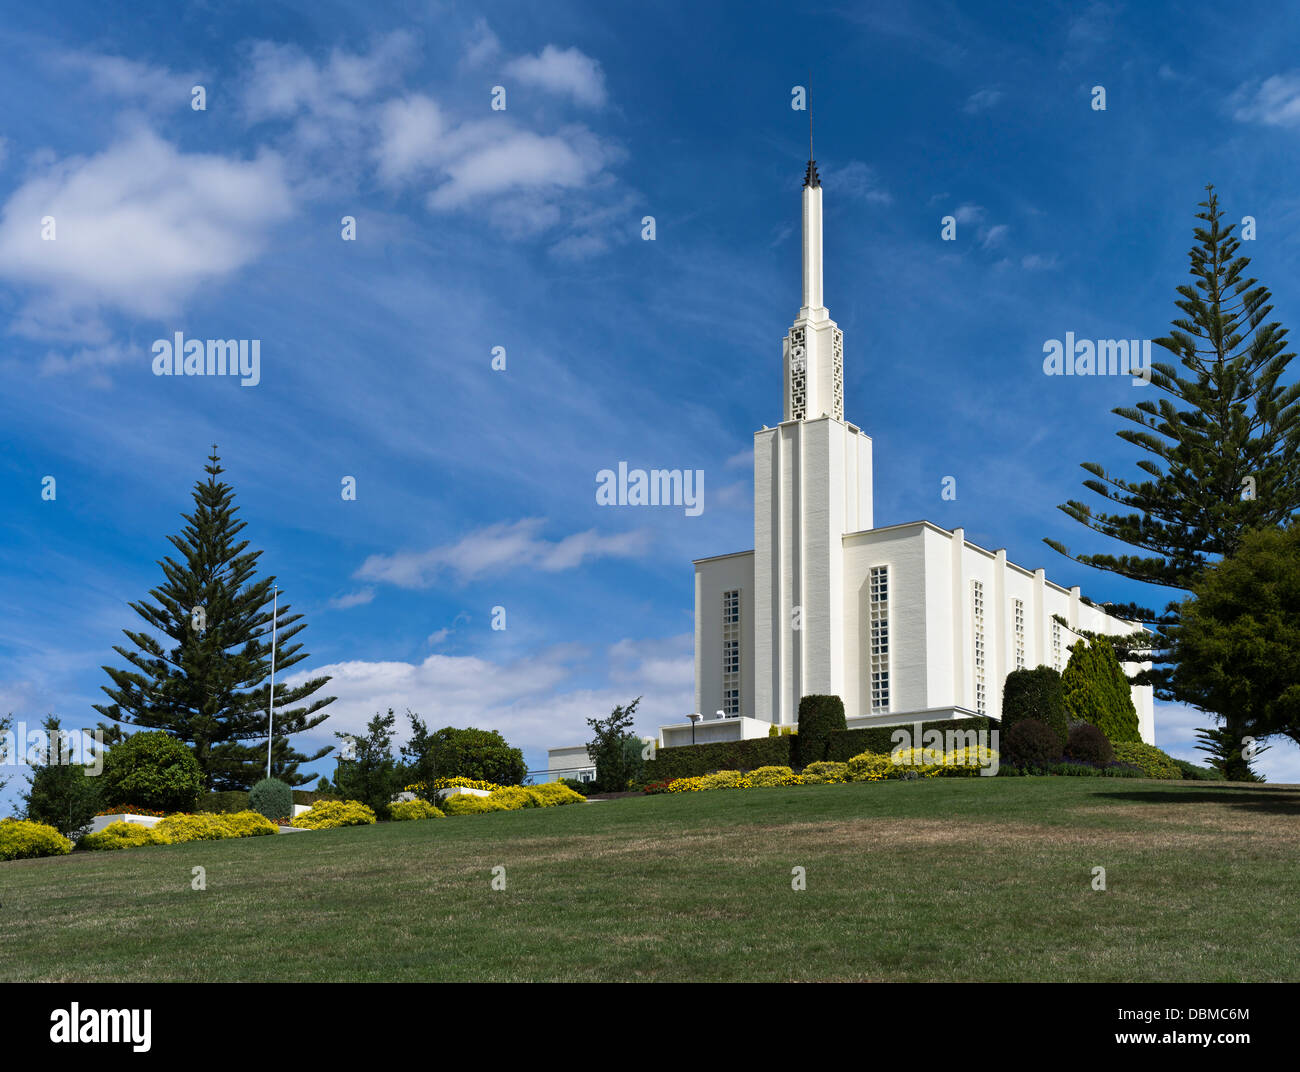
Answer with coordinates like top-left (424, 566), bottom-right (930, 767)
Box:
top-left (3, 777), bottom-right (1298, 981)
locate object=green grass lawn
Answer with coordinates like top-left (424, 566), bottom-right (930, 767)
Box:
top-left (3, 776), bottom-right (1298, 982)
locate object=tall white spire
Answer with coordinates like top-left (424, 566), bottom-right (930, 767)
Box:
top-left (801, 160), bottom-right (824, 316)
top-left (784, 157), bottom-right (843, 422)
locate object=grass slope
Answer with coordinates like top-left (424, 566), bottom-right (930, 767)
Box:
top-left (3, 777), bottom-right (1298, 982)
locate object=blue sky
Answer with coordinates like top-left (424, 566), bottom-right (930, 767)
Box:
top-left (3, 0), bottom-right (1299, 814)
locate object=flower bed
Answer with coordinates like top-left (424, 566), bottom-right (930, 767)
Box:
top-left (657, 746), bottom-right (1001, 795)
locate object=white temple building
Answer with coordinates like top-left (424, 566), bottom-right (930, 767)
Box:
top-left (667, 156), bottom-right (1154, 750)
top-left (547, 155), bottom-right (1154, 777)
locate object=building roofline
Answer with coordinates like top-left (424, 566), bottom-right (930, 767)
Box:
top-left (693, 549), bottom-right (755, 566)
top-left (842, 519), bottom-right (1145, 626)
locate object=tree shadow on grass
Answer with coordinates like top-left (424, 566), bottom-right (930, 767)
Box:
top-left (1092, 782), bottom-right (1300, 818)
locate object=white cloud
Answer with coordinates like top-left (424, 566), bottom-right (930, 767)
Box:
top-left (0, 126), bottom-right (293, 339)
top-left (952, 202), bottom-right (985, 225)
top-left (1021, 253), bottom-right (1058, 271)
top-left (463, 18), bottom-right (501, 68)
top-left (428, 124), bottom-right (610, 210)
top-left (53, 50), bottom-right (195, 104)
top-left (980, 223), bottom-right (1009, 248)
top-left (241, 33), bottom-right (413, 123)
top-left (374, 94), bottom-right (444, 184)
top-left (37, 342), bottom-right (132, 388)
top-left (1230, 72), bottom-right (1300, 127)
top-left (329, 588), bottom-right (375, 610)
top-left (829, 160), bottom-right (892, 204)
top-left (505, 45), bottom-right (607, 108)
top-left (427, 611), bottom-right (472, 647)
top-left (355, 518), bottom-right (651, 588)
top-left (963, 88), bottom-right (1003, 114)
top-left (284, 637), bottom-right (693, 757)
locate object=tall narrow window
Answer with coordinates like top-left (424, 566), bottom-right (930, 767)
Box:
top-left (869, 566), bottom-right (890, 712)
top-left (972, 580), bottom-right (986, 715)
top-left (722, 589), bottom-right (741, 715)
top-left (1052, 620), bottom-right (1062, 672)
top-left (1013, 599), bottom-right (1025, 671)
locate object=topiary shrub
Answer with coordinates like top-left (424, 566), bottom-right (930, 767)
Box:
top-left (846, 752), bottom-right (894, 782)
top-left (221, 811), bottom-right (279, 837)
top-left (155, 813), bottom-right (235, 843)
top-left (1000, 667), bottom-right (1068, 746)
top-left (1112, 742), bottom-right (1181, 780)
top-left (800, 760), bottom-right (850, 784)
top-left (249, 778), bottom-right (294, 823)
top-left (0, 818), bottom-right (74, 861)
top-left (746, 765), bottom-right (801, 787)
top-left (1061, 639), bottom-right (1141, 743)
top-left (442, 794), bottom-right (510, 815)
top-left (487, 786), bottom-right (544, 809)
top-left (794, 695), bottom-right (847, 768)
top-left (78, 821), bottom-right (170, 851)
top-left (1003, 718), bottom-right (1063, 770)
top-left (291, 800), bottom-right (377, 828)
top-left (558, 778), bottom-right (589, 796)
top-left (1063, 723), bottom-right (1115, 767)
top-left (939, 746), bottom-right (999, 777)
top-left (643, 736), bottom-right (792, 781)
top-left (887, 748), bottom-right (945, 778)
top-left (698, 770), bottom-right (752, 790)
top-left (528, 782), bottom-right (586, 806)
top-left (389, 799), bottom-right (445, 821)
top-left (100, 731), bottom-right (203, 813)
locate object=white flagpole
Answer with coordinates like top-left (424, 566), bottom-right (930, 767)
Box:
top-left (266, 585), bottom-right (278, 780)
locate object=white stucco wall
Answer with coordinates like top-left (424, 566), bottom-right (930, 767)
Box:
top-left (694, 550), bottom-right (755, 719)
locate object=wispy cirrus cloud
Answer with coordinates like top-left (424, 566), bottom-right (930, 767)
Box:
top-left (329, 588), bottom-right (375, 610)
top-left (51, 49), bottom-right (197, 104)
top-left (1229, 72), bottom-right (1300, 127)
top-left (355, 518), bottom-right (651, 588)
top-left (828, 160), bottom-right (892, 205)
top-left (963, 87), bottom-right (1003, 114)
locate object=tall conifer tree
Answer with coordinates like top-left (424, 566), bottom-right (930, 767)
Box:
top-left (1046, 186), bottom-right (1300, 704)
top-left (95, 448), bottom-right (334, 789)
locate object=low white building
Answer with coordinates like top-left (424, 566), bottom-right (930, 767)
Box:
top-left (544, 745), bottom-right (597, 785)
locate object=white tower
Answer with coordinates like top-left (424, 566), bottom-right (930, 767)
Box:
top-left (752, 157), bottom-right (875, 725)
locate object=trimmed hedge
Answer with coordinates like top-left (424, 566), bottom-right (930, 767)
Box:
top-left (196, 787), bottom-right (338, 814)
top-left (1112, 742), bottom-right (1182, 780)
top-left (156, 810), bottom-right (277, 843)
top-left (79, 821), bottom-right (170, 851)
top-left (195, 791), bottom-right (251, 814)
top-left (0, 818), bottom-right (73, 861)
top-left (645, 718), bottom-right (998, 778)
top-left (794, 695), bottom-right (847, 767)
top-left (642, 736), bottom-right (792, 781)
top-left (292, 800), bottom-right (377, 829)
top-left (249, 778), bottom-right (293, 823)
top-left (826, 717), bottom-right (995, 762)
top-left (1062, 639), bottom-right (1141, 743)
top-left (389, 799), bottom-right (445, 821)
top-left (1001, 666), bottom-right (1068, 745)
